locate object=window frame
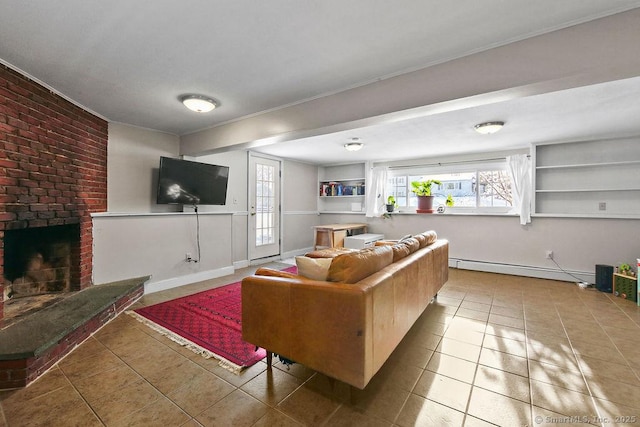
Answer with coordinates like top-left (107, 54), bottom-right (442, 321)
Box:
top-left (386, 161), bottom-right (513, 214)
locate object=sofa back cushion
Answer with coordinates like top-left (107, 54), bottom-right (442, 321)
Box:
top-left (400, 237), bottom-right (420, 253)
top-left (327, 245), bottom-right (393, 283)
top-left (390, 243), bottom-right (411, 262)
top-left (421, 230), bottom-right (438, 245)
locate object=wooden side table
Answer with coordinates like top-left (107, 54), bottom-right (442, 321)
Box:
top-left (312, 223), bottom-right (368, 250)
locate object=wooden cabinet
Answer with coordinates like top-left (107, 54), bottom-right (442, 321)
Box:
top-left (613, 273), bottom-right (637, 303)
top-left (534, 137), bottom-right (640, 217)
top-left (318, 163), bottom-right (366, 213)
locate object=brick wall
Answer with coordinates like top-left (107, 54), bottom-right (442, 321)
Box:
top-left (0, 64), bottom-right (108, 319)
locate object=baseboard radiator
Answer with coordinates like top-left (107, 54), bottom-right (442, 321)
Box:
top-left (449, 258), bottom-right (595, 284)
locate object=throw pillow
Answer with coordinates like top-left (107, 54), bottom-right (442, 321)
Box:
top-left (295, 256), bottom-right (332, 281)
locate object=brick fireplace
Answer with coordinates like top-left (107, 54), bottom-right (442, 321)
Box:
top-left (0, 64), bottom-right (108, 321)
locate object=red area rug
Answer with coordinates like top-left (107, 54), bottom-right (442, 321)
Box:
top-left (129, 266), bottom-right (297, 372)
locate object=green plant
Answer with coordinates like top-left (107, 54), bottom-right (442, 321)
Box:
top-left (446, 194), bottom-right (454, 207)
top-left (386, 195), bottom-right (397, 207)
top-left (411, 180), bottom-right (442, 196)
top-left (619, 263), bottom-right (631, 275)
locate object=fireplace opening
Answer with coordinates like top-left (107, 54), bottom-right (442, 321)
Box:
top-left (3, 224), bottom-right (81, 300)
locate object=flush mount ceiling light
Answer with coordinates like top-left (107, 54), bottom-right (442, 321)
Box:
top-left (180, 95), bottom-right (218, 113)
top-left (474, 121), bottom-right (505, 135)
top-left (344, 137), bottom-right (364, 152)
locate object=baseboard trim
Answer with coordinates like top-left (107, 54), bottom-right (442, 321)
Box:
top-left (449, 258), bottom-right (595, 284)
top-left (144, 266), bottom-right (235, 294)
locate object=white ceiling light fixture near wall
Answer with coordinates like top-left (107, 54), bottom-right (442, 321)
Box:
top-left (181, 95), bottom-right (218, 113)
top-left (474, 121), bottom-right (505, 134)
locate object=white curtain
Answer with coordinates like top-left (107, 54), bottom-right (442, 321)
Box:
top-left (365, 166), bottom-right (388, 217)
top-left (507, 154), bottom-right (532, 225)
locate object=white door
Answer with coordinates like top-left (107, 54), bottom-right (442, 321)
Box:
top-left (248, 154), bottom-right (281, 260)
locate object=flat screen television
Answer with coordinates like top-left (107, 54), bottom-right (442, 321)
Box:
top-left (156, 157), bottom-right (229, 205)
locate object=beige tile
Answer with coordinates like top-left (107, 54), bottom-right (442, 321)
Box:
top-left (530, 380), bottom-right (597, 420)
top-left (473, 365), bottom-right (530, 403)
top-left (241, 368), bottom-right (303, 407)
top-left (369, 358), bottom-right (424, 392)
top-left (489, 313), bottom-right (525, 329)
top-left (528, 360), bottom-right (588, 394)
top-left (388, 340), bottom-right (435, 369)
top-left (2, 384), bottom-right (102, 427)
top-left (460, 300), bottom-right (491, 313)
top-left (59, 346), bottom-right (126, 381)
top-left (426, 352), bottom-right (477, 384)
top-left (0, 367), bottom-right (70, 406)
top-left (73, 365), bottom-right (143, 403)
top-left (252, 409), bottom-right (305, 427)
top-left (586, 375), bottom-right (640, 410)
top-left (467, 387), bottom-right (531, 426)
top-left (482, 334), bottom-right (527, 358)
top-left (111, 396), bottom-right (191, 427)
top-left (594, 398), bottom-right (640, 425)
top-left (168, 370), bottom-right (236, 416)
top-left (396, 394), bottom-right (465, 427)
top-left (443, 327), bottom-right (485, 347)
top-left (436, 337), bottom-right (482, 363)
top-left (577, 354), bottom-right (640, 387)
top-left (351, 382), bottom-right (410, 423)
top-left (490, 305), bottom-right (524, 319)
top-left (570, 338), bottom-right (624, 362)
top-left (464, 293), bottom-right (494, 305)
top-left (463, 415), bottom-right (498, 426)
top-left (447, 316), bottom-right (487, 334)
top-left (484, 323), bottom-right (527, 342)
top-left (527, 341), bottom-right (579, 371)
top-left (456, 307), bottom-right (490, 322)
top-left (89, 378), bottom-right (163, 425)
top-left (195, 389), bottom-right (268, 426)
top-left (478, 347), bottom-right (528, 377)
top-left (403, 329), bottom-right (443, 350)
top-left (413, 370), bottom-right (472, 412)
top-left (276, 385), bottom-right (340, 426)
top-left (325, 405), bottom-right (392, 427)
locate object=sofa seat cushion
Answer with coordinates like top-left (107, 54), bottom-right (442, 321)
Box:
top-left (327, 245), bottom-right (393, 283)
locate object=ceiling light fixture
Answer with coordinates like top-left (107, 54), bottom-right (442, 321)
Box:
top-left (344, 138), bottom-right (364, 152)
top-left (180, 95), bottom-right (218, 113)
top-left (474, 121), bottom-right (505, 135)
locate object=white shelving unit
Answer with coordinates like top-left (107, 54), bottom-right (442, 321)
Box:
top-left (533, 137), bottom-right (640, 217)
top-left (318, 163), bottom-right (366, 213)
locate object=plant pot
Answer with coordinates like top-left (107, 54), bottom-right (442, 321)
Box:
top-left (385, 204), bottom-right (395, 213)
top-left (416, 195), bottom-right (435, 213)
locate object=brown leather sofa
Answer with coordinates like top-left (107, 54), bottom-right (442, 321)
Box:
top-left (241, 231), bottom-right (449, 389)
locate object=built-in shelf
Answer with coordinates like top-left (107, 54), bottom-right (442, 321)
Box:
top-left (533, 137), bottom-right (640, 217)
top-left (318, 164), bottom-right (367, 213)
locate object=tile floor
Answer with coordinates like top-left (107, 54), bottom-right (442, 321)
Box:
top-left (1, 266), bottom-right (640, 426)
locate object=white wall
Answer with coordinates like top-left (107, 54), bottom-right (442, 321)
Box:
top-left (321, 212), bottom-right (640, 283)
top-left (107, 123), bottom-right (180, 212)
top-left (281, 160), bottom-right (318, 255)
top-left (96, 124), bottom-right (237, 290)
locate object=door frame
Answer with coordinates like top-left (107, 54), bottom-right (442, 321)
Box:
top-left (247, 152), bottom-right (282, 262)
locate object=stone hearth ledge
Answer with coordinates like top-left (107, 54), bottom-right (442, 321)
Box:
top-left (0, 276), bottom-right (149, 389)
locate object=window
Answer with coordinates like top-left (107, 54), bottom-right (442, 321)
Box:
top-left (386, 162), bottom-right (513, 212)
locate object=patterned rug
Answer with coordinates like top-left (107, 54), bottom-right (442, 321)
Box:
top-left (128, 266), bottom-right (297, 373)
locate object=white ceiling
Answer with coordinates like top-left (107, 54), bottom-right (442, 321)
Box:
top-left (2, 1), bottom-right (640, 164)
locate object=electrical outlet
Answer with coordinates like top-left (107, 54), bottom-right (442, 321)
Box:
top-left (545, 250), bottom-right (554, 260)
top-left (599, 202), bottom-right (607, 211)
top-left (185, 252), bottom-right (192, 262)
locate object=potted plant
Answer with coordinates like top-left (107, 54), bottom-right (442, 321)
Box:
top-left (411, 180), bottom-right (442, 213)
top-left (445, 194), bottom-right (454, 207)
top-left (386, 195), bottom-right (397, 213)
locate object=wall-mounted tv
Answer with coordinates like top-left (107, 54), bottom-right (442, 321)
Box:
top-left (156, 157), bottom-right (229, 205)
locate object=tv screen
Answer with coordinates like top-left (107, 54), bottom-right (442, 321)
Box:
top-left (156, 157), bottom-right (229, 205)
